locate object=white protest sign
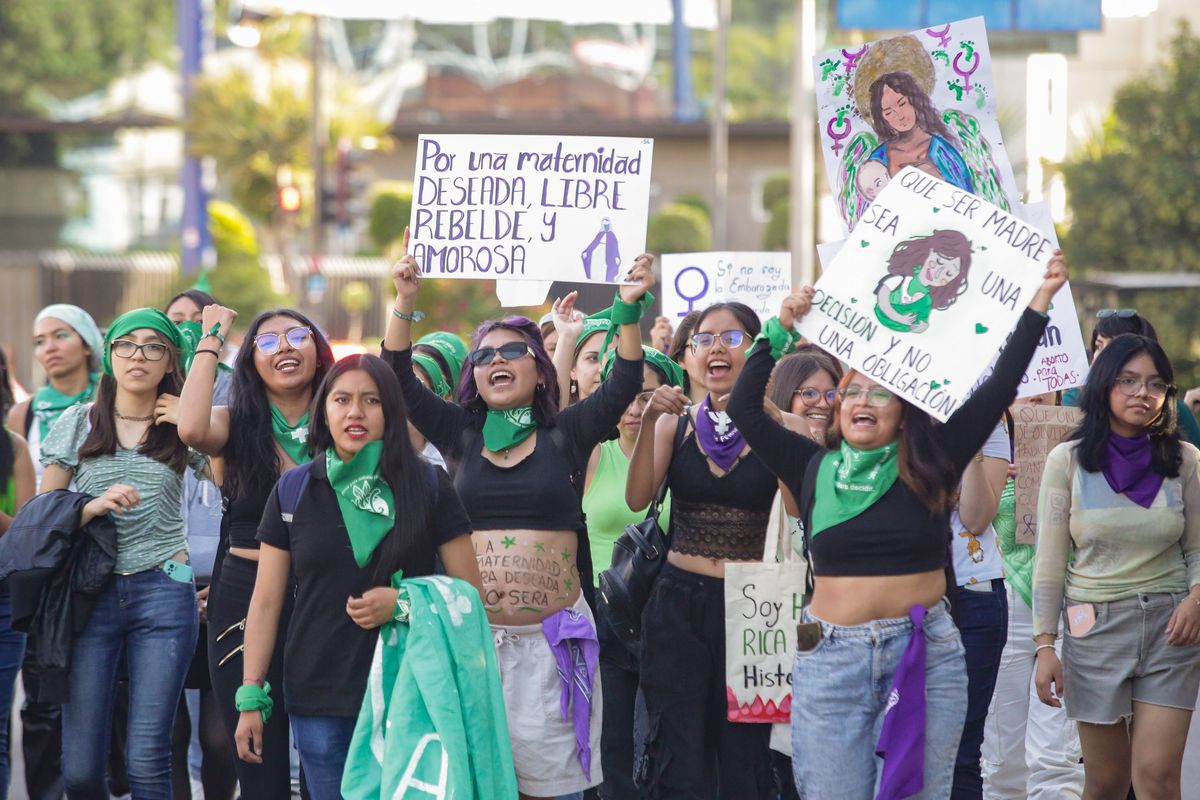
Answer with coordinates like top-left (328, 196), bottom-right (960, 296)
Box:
top-left (798, 166), bottom-right (1050, 421)
top-left (409, 134), bottom-right (653, 288)
top-left (661, 252), bottom-right (792, 324)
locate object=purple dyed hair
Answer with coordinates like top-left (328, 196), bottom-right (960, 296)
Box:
top-left (457, 316), bottom-right (561, 424)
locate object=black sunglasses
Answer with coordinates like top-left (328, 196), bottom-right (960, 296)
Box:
top-left (1097, 308), bottom-right (1137, 319)
top-left (468, 341), bottom-right (532, 367)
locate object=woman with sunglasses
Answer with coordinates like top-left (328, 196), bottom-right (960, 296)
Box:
top-left (626, 299), bottom-right (808, 799)
top-left (177, 306), bottom-right (333, 800)
top-left (38, 309), bottom-right (208, 798)
top-left (384, 232), bottom-right (653, 800)
top-left (1033, 334), bottom-right (1200, 800)
top-left (724, 256), bottom-right (1067, 798)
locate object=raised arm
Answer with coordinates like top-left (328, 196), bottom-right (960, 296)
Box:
top-left (550, 292), bottom-right (583, 404)
top-left (626, 394), bottom-right (687, 511)
top-left (177, 304), bottom-right (236, 456)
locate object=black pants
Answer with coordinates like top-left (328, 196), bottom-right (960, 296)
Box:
top-left (207, 553), bottom-right (296, 800)
top-left (20, 651), bottom-right (64, 800)
top-left (952, 579), bottom-right (1008, 800)
top-left (639, 564), bottom-right (772, 800)
top-left (597, 600), bottom-right (643, 800)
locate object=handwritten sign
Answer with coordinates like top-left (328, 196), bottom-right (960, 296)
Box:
top-left (799, 166), bottom-right (1049, 422)
top-left (409, 134), bottom-right (653, 284)
top-left (814, 16), bottom-right (1022, 235)
top-left (1014, 405), bottom-right (1081, 544)
top-left (661, 252), bottom-right (792, 323)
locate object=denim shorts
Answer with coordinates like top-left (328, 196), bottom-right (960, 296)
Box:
top-left (1061, 591), bottom-right (1200, 724)
top-left (790, 599), bottom-right (967, 800)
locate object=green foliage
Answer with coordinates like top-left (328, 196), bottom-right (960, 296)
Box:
top-left (764, 200), bottom-right (789, 251)
top-left (340, 281), bottom-right (372, 314)
top-left (1060, 22), bottom-right (1200, 385)
top-left (672, 193), bottom-right (712, 221)
top-left (691, 17), bottom-right (793, 122)
top-left (762, 173), bottom-right (790, 212)
top-left (647, 202), bottom-right (713, 255)
top-left (202, 201), bottom-right (282, 320)
top-left (367, 182), bottom-right (414, 253)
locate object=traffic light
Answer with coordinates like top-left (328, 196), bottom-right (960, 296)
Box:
top-left (321, 137), bottom-right (369, 227)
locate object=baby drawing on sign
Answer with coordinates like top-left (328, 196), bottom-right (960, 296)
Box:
top-left (873, 229), bottom-right (973, 333)
top-left (855, 158), bottom-right (939, 202)
top-left (958, 530), bottom-right (985, 563)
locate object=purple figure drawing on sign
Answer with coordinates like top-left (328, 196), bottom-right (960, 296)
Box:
top-left (581, 217), bottom-right (621, 281)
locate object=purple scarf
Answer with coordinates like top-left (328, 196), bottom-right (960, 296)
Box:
top-left (1104, 432), bottom-right (1163, 509)
top-left (542, 607), bottom-right (599, 780)
top-left (875, 605), bottom-right (927, 800)
top-left (695, 395), bottom-right (747, 472)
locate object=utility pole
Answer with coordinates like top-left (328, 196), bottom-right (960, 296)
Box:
top-left (790, 0), bottom-right (817, 286)
top-left (311, 14), bottom-right (326, 273)
top-left (710, 0), bottom-right (730, 249)
top-left (178, 0), bottom-right (212, 274)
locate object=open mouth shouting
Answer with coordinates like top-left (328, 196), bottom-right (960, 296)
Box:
top-left (706, 358), bottom-right (732, 382)
top-left (488, 369), bottom-right (515, 388)
top-left (274, 355), bottom-right (302, 375)
top-left (849, 409), bottom-right (878, 431)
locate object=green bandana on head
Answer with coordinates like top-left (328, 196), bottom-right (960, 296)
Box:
top-left (417, 331), bottom-right (467, 389)
top-left (601, 345), bottom-right (684, 389)
top-left (482, 405), bottom-right (536, 453)
top-left (270, 405), bottom-right (312, 465)
top-left (176, 320), bottom-right (231, 375)
top-left (412, 353), bottom-right (451, 398)
top-left (573, 318), bottom-right (613, 358)
top-left (102, 308), bottom-right (185, 377)
top-left (325, 440), bottom-right (395, 568)
top-left (810, 440), bottom-right (900, 537)
top-left (32, 373), bottom-right (99, 441)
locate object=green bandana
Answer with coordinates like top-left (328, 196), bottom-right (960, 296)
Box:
top-left (270, 404), bottom-right (312, 465)
top-left (102, 308), bottom-right (185, 377)
top-left (412, 353), bottom-right (451, 398)
top-left (573, 318), bottom-right (613, 357)
top-left (810, 440), bottom-right (900, 537)
top-left (417, 331), bottom-right (467, 388)
top-left (32, 373), bottom-right (99, 441)
top-left (601, 345), bottom-right (684, 389)
top-left (753, 316), bottom-right (803, 361)
top-left (482, 405), bottom-right (536, 453)
top-left (326, 440), bottom-right (395, 568)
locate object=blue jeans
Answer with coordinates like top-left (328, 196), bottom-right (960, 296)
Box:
top-left (0, 590), bottom-right (27, 800)
top-left (290, 714), bottom-right (357, 800)
top-left (791, 599), bottom-right (968, 799)
top-left (952, 580), bottom-right (1009, 800)
top-left (62, 570), bottom-right (198, 800)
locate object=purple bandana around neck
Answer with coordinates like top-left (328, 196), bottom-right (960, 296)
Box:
top-left (1103, 432), bottom-right (1163, 509)
top-left (542, 607), bottom-right (599, 780)
top-left (695, 394), bottom-right (747, 472)
top-left (875, 604), bottom-right (927, 800)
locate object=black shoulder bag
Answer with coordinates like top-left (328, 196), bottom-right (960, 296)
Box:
top-left (599, 413), bottom-right (690, 648)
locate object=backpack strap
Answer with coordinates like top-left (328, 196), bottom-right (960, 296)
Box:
top-left (277, 463), bottom-right (313, 526)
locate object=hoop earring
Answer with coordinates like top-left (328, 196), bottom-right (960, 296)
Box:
top-left (536, 382), bottom-right (545, 392)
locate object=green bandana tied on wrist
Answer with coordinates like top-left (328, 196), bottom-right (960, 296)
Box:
top-left (412, 353), bottom-right (451, 398)
top-left (102, 308), bottom-right (186, 377)
top-left (753, 316), bottom-right (803, 361)
top-left (482, 406), bottom-right (536, 453)
top-left (810, 440), bottom-right (900, 537)
top-left (235, 682), bottom-right (274, 722)
top-left (32, 373), bottom-right (99, 441)
top-left (270, 405), bottom-right (312, 465)
top-left (583, 290), bottom-right (654, 358)
top-left (326, 440), bottom-right (395, 568)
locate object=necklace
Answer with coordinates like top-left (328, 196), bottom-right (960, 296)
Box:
top-left (115, 411), bottom-right (153, 422)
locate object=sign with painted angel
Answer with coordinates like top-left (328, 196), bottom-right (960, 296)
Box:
top-left (408, 134), bottom-right (654, 284)
top-left (798, 167), bottom-right (1050, 422)
top-left (814, 16), bottom-right (1022, 234)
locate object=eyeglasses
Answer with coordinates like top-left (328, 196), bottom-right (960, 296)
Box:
top-left (1114, 377), bottom-right (1171, 397)
top-left (254, 326), bottom-right (313, 356)
top-left (468, 341), bottom-right (532, 367)
top-left (689, 330), bottom-right (748, 353)
top-left (1097, 308), bottom-right (1137, 319)
top-left (794, 387), bottom-right (837, 406)
top-left (838, 385), bottom-right (895, 407)
top-left (110, 340), bottom-right (168, 362)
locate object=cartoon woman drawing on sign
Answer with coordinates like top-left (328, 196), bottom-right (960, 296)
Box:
top-left (581, 217), bottom-right (622, 282)
top-left (873, 229), bottom-right (973, 333)
top-left (866, 70), bottom-right (973, 192)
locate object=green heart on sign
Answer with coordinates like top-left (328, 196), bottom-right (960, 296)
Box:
top-left (932, 207), bottom-right (941, 213)
top-left (850, 297), bottom-right (858, 303)
top-left (860, 240), bottom-right (869, 248)
top-left (981, 245), bottom-right (988, 251)
top-left (930, 381), bottom-right (941, 389)
top-left (975, 323), bottom-right (988, 334)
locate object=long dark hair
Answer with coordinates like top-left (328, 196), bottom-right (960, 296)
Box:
top-left (0, 349), bottom-right (14, 489)
top-left (1069, 334), bottom-right (1181, 478)
top-left (885, 230), bottom-right (972, 309)
top-left (824, 370), bottom-right (959, 513)
top-left (768, 345), bottom-right (843, 410)
top-left (224, 309), bottom-right (335, 501)
top-left (458, 317), bottom-right (560, 427)
top-left (309, 355), bottom-right (431, 584)
top-left (1090, 312), bottom-right (1157, 356)
top-left (165, 289), bottom-right (217, 315)
top-left (668, 310), bottom-right (701, 396)
top-left (79, 332), bottom-right (190, 473)
top-left (869, 71), bottom-right (957, 144)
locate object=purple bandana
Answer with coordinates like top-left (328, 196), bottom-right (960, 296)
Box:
top-left (695, 395), bottom-right (747, 472)
top-left (1103, 432), bottom-right (1163, 509)
top-left (542, 607), bottom-right (599, 780)
top-left (875, 605), bottom-right (927, 800)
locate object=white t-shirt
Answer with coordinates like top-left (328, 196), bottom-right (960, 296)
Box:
top-left (950, 421), bottom-right (1010, 586)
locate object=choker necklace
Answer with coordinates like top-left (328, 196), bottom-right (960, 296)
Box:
top-left (115, 411), bottom-right (153, 422)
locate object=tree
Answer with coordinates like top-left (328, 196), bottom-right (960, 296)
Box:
top-left (173, 200), bottom-right (282, 321)
top-left (1060, 23), bottom-right (1200, 386)
top-left (647, 202), bottom-right (712, 255)
top-left (367, 181), bottom-right (413, 253)
top-left (340, 280), bottom-right (372, 341)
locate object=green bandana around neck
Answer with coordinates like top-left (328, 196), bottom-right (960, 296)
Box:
top-left (482, 405), bottom-right (536, 453)
top-left (270, 404), bottom-right (312, 465)
top-left (810, 440), bottom-right (900, 537)
top-left (102, 308), bottom-right (184, 377)
top-left (33, 373), bottom-right (99, 441)
top-left (326, 440), bottom-right (395, 568)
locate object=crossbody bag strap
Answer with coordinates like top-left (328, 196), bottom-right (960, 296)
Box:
top-left (647, 413), bottom-right (690, 521)
top-left (799, 449), bottom-right (825, 597)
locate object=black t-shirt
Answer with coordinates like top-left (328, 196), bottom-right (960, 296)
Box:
top-left (257, 455), bottom-right (472, 717)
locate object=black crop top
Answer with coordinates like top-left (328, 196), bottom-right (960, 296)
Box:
top-left (224, 483), bottom-right (272, 551)
top-left (382, 345), bottom-right (643, 532)
top-left (726, 307), bottom-right (1047, 577)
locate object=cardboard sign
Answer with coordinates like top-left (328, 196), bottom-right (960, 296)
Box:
top-left (661, 252), bottom-right (792, 323)
top-left (1013, 405), bottom-right (1082, 544)
top-left (409, 134), bottom-right (654, 284)
top-left (814, 16), bottom-right (1022, 234)
top-left (798, 167), bottom-right (1049, 422)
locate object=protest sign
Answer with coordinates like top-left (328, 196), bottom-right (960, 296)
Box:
top-left (661, 252), bottom-right (792, 323)
top-left (798, 166), bottom-right (1049, 422)
top-left (814, 16), bottom-right (1022, 234)
top-left (1013, 405), bottom-right (1082, 544)
top-left (409, 134), bottom-right (654, 285)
